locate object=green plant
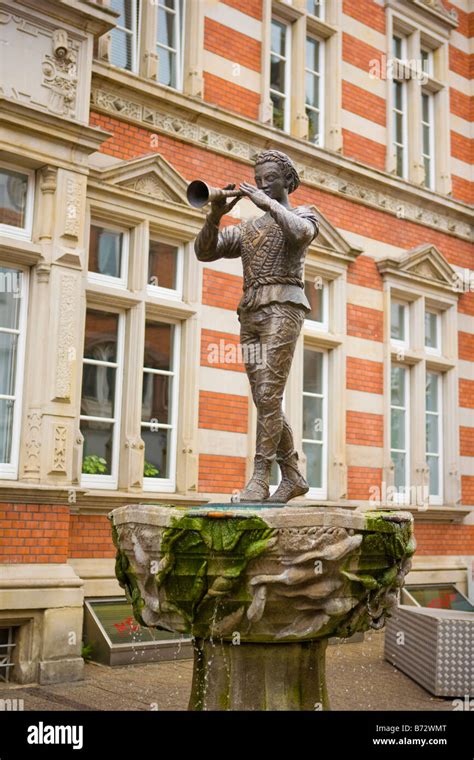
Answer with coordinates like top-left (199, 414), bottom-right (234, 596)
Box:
top-left (81, 642), bottom-right (94, 662)
top-left (144, 460), bottom-right (159, 477)
top-left (82, 455), bottom-right (108, 475)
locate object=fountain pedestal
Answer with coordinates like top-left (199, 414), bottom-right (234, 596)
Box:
top-left (109, 504), bottom-right (415, 711)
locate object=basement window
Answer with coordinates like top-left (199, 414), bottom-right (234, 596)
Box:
top-left (0, 627), bottom-right (16, 682)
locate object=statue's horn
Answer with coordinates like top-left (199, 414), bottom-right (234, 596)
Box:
top-left (186, 180), bottom-right (243, 208)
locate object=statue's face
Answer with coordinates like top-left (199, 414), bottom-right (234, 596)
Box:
top-left (254, 161), bottom-right (288, 200)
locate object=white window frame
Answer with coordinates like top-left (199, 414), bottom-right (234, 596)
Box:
top-left (87, 222), bottom-right (130, 290)
top-left (390, 363), bottom-right (410, 505)
top-left (303, 347), bottom-right (328, 500)
top-left (392, 78), bottom-right (408, 180)
top-left (424, 308), bottom-right (441, 356)
top-left (270, 17), bottom-right (292, 133)
top-left (307, 0), bottom-right (325, 20)
top-left (0, 264), bottom-right (28, 480)
top-left (390, 299), bottom-right (409, 349)
top-left (421, 90), bottom-right (435, 190)
top-left (420, 47), bottom-right (434, 77)
top-left (80, 309), bottom-right (125, 490)
top-left (426, 370), bottom-right (443, 505)
top-left (304, 278), bottom-right (328, 333)
top-left (0, 163), bottom-right (35, 242)
top-left (156, 0), bottom-right (185, 91)
top-left (305, 34), bottom-right (325, 147)
top-left (109, 0), bottom-right (140, 74)
top-left (392, 32), bottom-right (408, 62)
top-left (146, 235), bottom-right (184, 302)
top-left (142, 319), bottom-right (180, 493)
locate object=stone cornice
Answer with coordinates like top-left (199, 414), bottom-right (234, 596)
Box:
top-left (14, 0), bottom-right (119, 38)
top-left (90, 66), bottom-right (473, 244)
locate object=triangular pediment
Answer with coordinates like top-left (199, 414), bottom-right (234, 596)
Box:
top-left (307, 204), bottom-right (362, 263)
top-left (377, 244), bottom-right (458, 293)
top-left (408, 0), bottom-right (458, 29)
top-left (92, 153), bottom-right (189, 204)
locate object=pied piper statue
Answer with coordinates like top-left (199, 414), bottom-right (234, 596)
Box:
top-left (193, 150), bottom-right (320, 504)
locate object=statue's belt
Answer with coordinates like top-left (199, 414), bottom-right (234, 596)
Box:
top-left (240, 276), bottom-right (304, 310)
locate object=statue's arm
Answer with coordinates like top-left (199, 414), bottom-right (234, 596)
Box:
top-left (194, 213), bottom-right (241, 262)
top-left (267, 201), bottom-right (319, 247)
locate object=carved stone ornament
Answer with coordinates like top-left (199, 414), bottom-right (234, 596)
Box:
top-left (24, 410), bottom-right (42, 475)
top-left (52, 425), bottom-right (68, 472)
top-left (55, 275), bottom-right (77, 400)
top-left (42, 28), bottom-right (78, 118)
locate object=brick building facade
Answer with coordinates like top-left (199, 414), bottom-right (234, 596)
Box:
top-left (0, 0), bottom-right (472, 683)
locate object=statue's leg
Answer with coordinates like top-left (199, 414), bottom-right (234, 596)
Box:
top-left (238, 305), bottom-right (305, 503)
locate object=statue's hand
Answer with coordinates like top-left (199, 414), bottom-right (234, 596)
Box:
top-left (239, 182), bottom-right (272, 211)
top-left (210, 184), bottom-right (240, 220)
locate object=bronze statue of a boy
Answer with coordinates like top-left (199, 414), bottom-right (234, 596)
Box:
top-left (195, 150), bottom-right (319, 503)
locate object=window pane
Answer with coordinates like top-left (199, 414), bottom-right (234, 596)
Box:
top-left (426, 413), bottom-right (439, 454)
top-left (426, 372), bottom-right (439, 412)
top-left (142, 427), bottom-right (170, 479)
top-left (0, 399), bottom-right (14, 463)
top-left (148, 241), bottom-right (178, 290)
top-left (0, 269), bottom-right (21, 328)
top-left (306, 37), bottom-right (320, 72)
top-left (422, 124), bottom-right (430, 153)
top-left (270, 54), bottom-right (286, 93)
top-left (0, 333), bottom-right (18, 397)
top-left (391, 302), bottom-right (406, 341)
top-left (158, 47), bottom-right (176, 87)
top-left (111, 0), bottom-right (133, 28)
top-left (304, 280), bottom-right (324, 322)
top-left (81, 364), bottom-right (116, 418)
top-left (144, 322), bottom-right (173, 371)
top-left (307, 109), bottom-right (320, 144)
top-left (391, 408), bottom-right (406, 450)
top-left (307, 0), bottom-right (323, 17)
top-left (0, 169), bottom-right (28, 228)
top-left (271, 20), bottom-right (286, 57)
top-left (393, 81), bottom-right (403, 111)
top-left (425, 311), bottom-right (438, 349)
top-left (89, 226), bottom-right (123, 279)
top-left (81, 420), bottom-right (114, 475)
top-left (395, 145), bottom-right (404, 178)
top-left (392, 451), bottom-right (406, 489)
top-left (158, 7), bottom-right (176, 48)
top-left (303, 441), bottom-right (322, 488)
top-left (421, 49), bottom-right (429, 73)
top-left (303, 350), bottom-right (323, 394)
top-left (270, 92), bottom-right (285, 130)
top-left (84, 311), bottom-right (119, 362)
top-left (110, 28), bottom-right (133, 70)
top-left (423, 157), bottom-right (431, 188)
top-left (392, 35), bottom-right (403, 59)
top-left (422, 93), bottom-right (430, 123)
top-left (391, 366), bottom-right (406, 406)
top-left (142, 372), bottom-right (171, 425)
top-left (427, 455), bottom-right (439, 495)
top-left (305, 72), bottom-right (320, 109)
top-left (303, 396), bottom-right (323, 441)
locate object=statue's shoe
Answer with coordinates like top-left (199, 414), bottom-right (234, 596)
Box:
top-left (266, 477), bottom-right (309, 504)
top-left (237, 476), bottom-right (270, 503)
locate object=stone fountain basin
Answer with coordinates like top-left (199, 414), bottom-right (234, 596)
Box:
top-left (109, 504), bottom-right (415, 644)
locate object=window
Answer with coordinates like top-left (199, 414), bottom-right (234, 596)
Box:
top-left (110, 0), bottom-right (139, 73)
top-left (141, 321), bottom-right (180, 491)
top-left (0, 265), bottom-right (28, 479)
top-left (425, 309), bottom-right (441, 354)
top-left (270, 18), bottom-right (291, 131)
top-left (302, 348), bottom-right (328, 498)
top-left (0, 165), bottom-right (34, 240)
top-left (392, 33), bottom-right (407, 61)
top-left (0, 627), bottom-right (16, 683)
top-left (80, 309), bottom-right (125, 488)
top-left (426, 371), bottom-right (442, 504)
top-left (420, 48), bottom-right (433, 76)
top-left (88, 224), bottom-right (129, 288)
top-left (421, 92), bottom-right (435, 189)
top-left (305, 36), bottom-right (324, 146)
top-left (391, 365), bottom-right (409, 502)
top-left (390, 300), bottom-right (409, 347)
top-left (156, 0), bottom-right (184, 89)
top-left (304, 278), bottom-right (328, 330)
top-left (392, 80), bottom-right (408, 179)
top-left (307, 0), bottom-right (325, 20)
top-left (147, 238), bottom-right (183, 299)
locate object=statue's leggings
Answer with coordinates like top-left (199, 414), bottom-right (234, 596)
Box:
top-left (238, 302), bottom-right (306, 466)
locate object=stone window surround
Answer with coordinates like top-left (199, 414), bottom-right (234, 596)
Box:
top-left (98, 0), bottom-right (205, 98)
top-left (385, 3), bottom-right (452, 195)
top-left (381, 274), bottom-right (460, 508)
top-left (260, 0), bottom-right (342, 149)
top-left (0, 163), bottom-right (36, 242)
top-left (80, 195), bottom-right (202, 496)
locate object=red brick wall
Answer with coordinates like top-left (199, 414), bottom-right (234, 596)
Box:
top-left (347, 255), bottom-right (384, 291)
top-left (460, 426), bottom-right (474, 457)
top-left (414, 523), bottom-right (474, 555)
top-left (342, 33), bottom-right (383, 73)
top-left (198, 454), bottom-right (246, 492)
top-left (343, 0), bottom-right (385, 33)
top-left (69, 515), bottom-right (115, 559)
top-left (202, 268), bottom-right (242, 311)
top-left (201, 328), bottom-right (245, 372)
top-left (347, 466), bottom-right (382, 500)
top-left (221, 0), bottom-right (262, 20)
top-left (203, 72), bottom-right (260, 119)
top-left (347, 357), bottom-right (384, 394)
top-left (459, 330), bottom-right (474, 361)
top-left (342, 81), bottom-right (386, 126)
top-left (462, 475), bottom-right (474, 505)
top-left (460, 379), bottom-right (474, 409)
top-left (199, 390), bottom-right (248, 433)
top-left (204, 18), bottom-right (261, 71)
top-left (0, 505), bottom-right (69, 563)
top-left (342, 129), bottom-right (386, 170)
top-left (347, 304), bottom-right (384, 342)
top-left (347, 411), bottom-right (383, 447)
